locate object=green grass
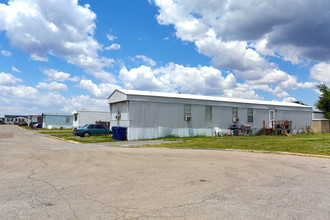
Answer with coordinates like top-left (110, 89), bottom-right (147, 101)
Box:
top-left (38, 131), bottom-right (120, 143)
top-left (22, 126), bottom-right (72, 131)
top-left (35, 127), bottom-right (330, 156)
top-left (153, 133), bottom-right (330, 156)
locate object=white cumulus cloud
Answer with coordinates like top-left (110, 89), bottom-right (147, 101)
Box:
top-left (152, 0), bottom-right (325, 97)
top-left (119, 63), bottom-right (237, 96)
top-left (106, 34), bottom-right (117, 41)
top-left (105, 43), bottom-right (121, 50)
top-left (0, 72), bottom-right (22, 85)
top-left (1, 50), bottom-right (12, 57)
top-left (310, 62), bottom-right (330, 86)
top-left (42, 68), bottom-right (79, 82)
top-left (135, 55), bottom-right (156, 66)
top-left (0, 0), bottom-right (114, 82)
top-left (78, 79), bottom-right (119, 97)
top-left (11, 66), bottom-right (21, 73)
top-left (36, 81), bottom-right (68, 91)
top-left (0, 85), bottom-right (39, 99)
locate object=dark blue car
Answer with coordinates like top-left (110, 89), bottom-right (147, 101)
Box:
top-left (73, 124), bottom-right (110, 137)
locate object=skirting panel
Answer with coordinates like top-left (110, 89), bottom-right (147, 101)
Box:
top-left (127, 127), bottom-right (215, 141)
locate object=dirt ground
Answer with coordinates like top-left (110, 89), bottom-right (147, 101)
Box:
top-left (0, 125), bottom-right (329, 219)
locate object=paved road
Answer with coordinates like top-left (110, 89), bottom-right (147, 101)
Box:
top-left (0, 125), bottom-right (329, 219)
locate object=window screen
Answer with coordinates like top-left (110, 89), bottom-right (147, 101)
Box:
top-left (184, 104), bottom-right (191, 117)
top-left (205, 106), bottom-right (212, 121)
top-left (247, 108), bottom-right (253, 123)
top-left (117, 103), bottom-right (122, 114)
top-left (232, 107), bottom-right (238, 118)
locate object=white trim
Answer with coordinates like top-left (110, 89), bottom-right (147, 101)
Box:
top-left (269, 110), bottom-right (275, 128)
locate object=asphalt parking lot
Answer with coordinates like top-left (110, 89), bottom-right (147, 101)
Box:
top-left (0, 125), bottom-right (329, 219)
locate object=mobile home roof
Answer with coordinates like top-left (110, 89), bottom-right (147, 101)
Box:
top-left (109, 89), bottom-right (312, 108)
top-left (109, 89), bottom-right (312, 109)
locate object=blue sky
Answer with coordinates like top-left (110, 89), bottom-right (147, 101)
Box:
top-left (0, 0), bottom-right (329, 116)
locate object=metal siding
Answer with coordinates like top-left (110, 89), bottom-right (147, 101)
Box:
top-left (110, 101), bottom-right (129, 127)
top-left (75, 111), bottom-right (110, 127)
top-left (127, 101), bottom-right (312, 137)
top-left (108, 91), bottom-right (127, 103)
top-left (43, 115), bottom-right (73, 128)
top-left (128, 102), bottom-right (251, 130)
top-left (108, 90), bottom-right (313, 140)
top-left (312, 112), bottom-right (326, 120)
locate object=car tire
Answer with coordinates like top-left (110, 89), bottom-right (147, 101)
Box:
top-left (83, 132), bottom-right (90, 137)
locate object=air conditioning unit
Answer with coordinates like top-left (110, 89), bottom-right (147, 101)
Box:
top-left (115, 114), bottom-right (121, 120)
top-left (232, 117), bottom-right (239, 123)
top-left (184, 116), bottom-right (191, 121)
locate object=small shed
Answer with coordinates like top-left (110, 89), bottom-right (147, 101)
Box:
top-left (312, 111), bottom-right (329, 133)
top-left (108, 89), bottom-right (313, 141)
top-left (72, 110), bottom-right (110, 128)
top-left (28, 115), bottom-right (43, 124)
top-left (42, 113), bottom-right (73, 129)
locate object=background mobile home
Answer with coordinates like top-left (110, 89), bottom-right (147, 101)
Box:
top-left (108, 89), bottom-right (313, 141)
top-left (4, 115), bottom-right (28, 124)
top-left (28, 115), bottom-right (43, 124)
top-left (72, 110), bottom-right (110, 128)
top-left (42, 113), bottom-right (73, 129)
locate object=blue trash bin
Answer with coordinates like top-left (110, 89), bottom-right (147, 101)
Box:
top-left (117, 127), bottom-right (127, 140)
top-left (112, 126), bottom-right (117, 140)
top-left (112, 126), bottom-right (127, 140)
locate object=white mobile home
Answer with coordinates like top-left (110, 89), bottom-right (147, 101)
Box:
top-left (108, 89), bottom-right (313, 141)
top-left (42, 113), bottom-right (73, 129)
top-left (4, 115), bottom-right (29, 124)
top-left (72, 110), bottom-right (110, 128)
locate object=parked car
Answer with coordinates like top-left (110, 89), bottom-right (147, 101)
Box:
top-left (73, 124), bottom-right (110, 137)
top-left (18, 122), bottom-right (28, 126)
top-left (29, 122), bottom-right (38, 127)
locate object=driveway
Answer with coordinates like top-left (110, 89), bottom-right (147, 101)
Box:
top-left (0, 125), bottom-right (329, 219)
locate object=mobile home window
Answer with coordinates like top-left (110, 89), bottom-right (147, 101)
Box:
top-left (232, 107), bottom-right (238, 118)
top-left (117, 103), bottom-right (122, 114)
top-left (205, 106), bottom-right (212, 121)
top-left (184, 104), bottom-right (191, 117)
top-left (247, 108), bottom-right (253, 123)
top-left (66, 117), bottom-right (70, 123)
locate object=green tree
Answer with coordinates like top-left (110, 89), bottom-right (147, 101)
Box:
top-left (292, 100), bottom-right (308, 106)
top-left (315, 84), bottom-right (330, 119)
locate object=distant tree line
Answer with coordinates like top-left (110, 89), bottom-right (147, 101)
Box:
top-left (291, 84), bottom-right (330, 119)
top-left (315, 84), bottom-right (330, 119)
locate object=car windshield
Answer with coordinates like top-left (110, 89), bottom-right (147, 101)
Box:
top-left (82, 124), bottom-right (89, 128)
